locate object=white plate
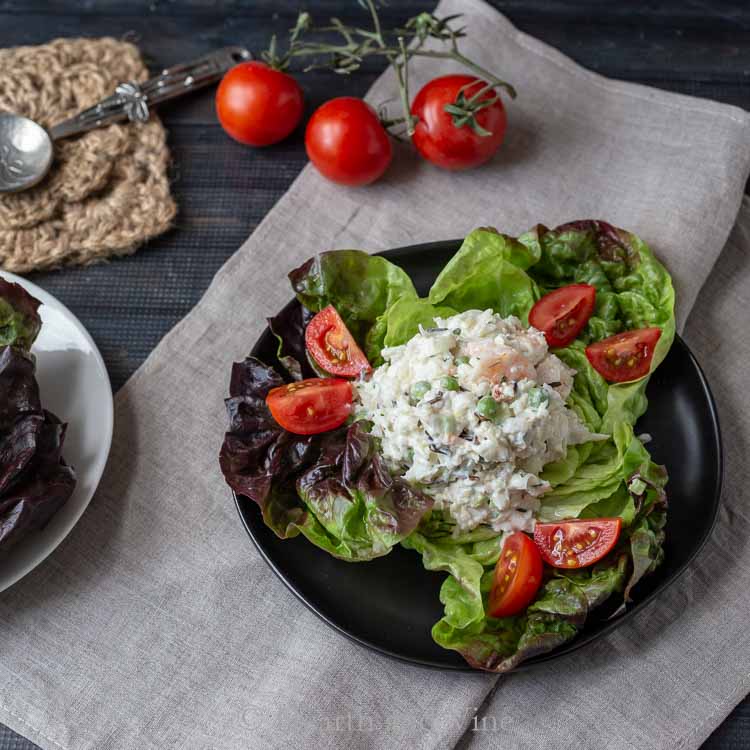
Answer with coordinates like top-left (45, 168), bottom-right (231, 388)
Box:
top-left (0, 271), bottom-right (113, 593)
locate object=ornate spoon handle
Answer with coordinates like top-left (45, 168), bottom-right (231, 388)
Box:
top-left (48, 46), bottom-right (251, 141)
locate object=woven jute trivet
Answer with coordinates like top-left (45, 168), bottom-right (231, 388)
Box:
top-left (0, 37), bottom-right (176, 272)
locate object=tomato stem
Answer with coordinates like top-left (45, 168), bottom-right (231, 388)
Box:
top-left (260, 6), bottom-right (516, 134)
top-left (364, 0), bottom-right (384, 46)
top-left (395, 36), bottom-right (417, 136)
top-left (262, 11), bottom-right (311, 71)
top-left (411, 50), bottom-right (516, 99)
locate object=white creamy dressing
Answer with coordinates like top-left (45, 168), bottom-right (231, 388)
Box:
top-left (355, 309), bottom-right (604, 534)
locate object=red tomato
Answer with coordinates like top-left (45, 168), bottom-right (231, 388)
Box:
top-left (216, 61), bottom-right (303, 147)
top-left (266, 378), bottom-right (352, 435)
top-left (487, 532), bottom-right (543, 618)
top-left (305, 97), bottom-right (392, 186)
top-left (306, 306), bottom-right (371, 378)
top-left (529, 284), bottom-right (596, 348)
top-left (410, 75), bottom-right (507, 171)
top-left (585, 327), bottom-right (662, 383)
top-left (534, 518), bottom-right (622, 569)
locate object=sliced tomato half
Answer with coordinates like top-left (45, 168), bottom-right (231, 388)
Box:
top-left (266, 377), bottom-right (352, 435)
top-left (487, 532), bottom-right (543, 618)
top-left (305, 305), bottom-right (371, 378)
top-left (533, 518), bottom-right (622, 569)
top-left (585, 327), bottom-right (662, 383)
top-left (528, 284), bottom-right (596, 347)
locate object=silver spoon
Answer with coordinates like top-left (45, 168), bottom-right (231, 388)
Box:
top-left (0, 46), bottom-right (251, 194)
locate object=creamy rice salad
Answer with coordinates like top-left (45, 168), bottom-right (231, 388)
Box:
top-left (356, 309), bottom-right (603, 533)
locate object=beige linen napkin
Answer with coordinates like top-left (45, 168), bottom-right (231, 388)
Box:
top-left (1, 1), bottom-right (750, 748)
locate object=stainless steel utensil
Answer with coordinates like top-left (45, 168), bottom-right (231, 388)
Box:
top-left (0, 46), bottom-right (251, 194)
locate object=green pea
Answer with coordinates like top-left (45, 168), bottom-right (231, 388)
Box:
top-left (475, 396), bottom-right (498, 420)
top-left (410, 380), bottom-right (431, 402)
top-left (440, 375), bottom-right (460, 391)
top-left (455, 355), bottom-right (470, 366)
top-left (528, 387), bottom-right (550, 409)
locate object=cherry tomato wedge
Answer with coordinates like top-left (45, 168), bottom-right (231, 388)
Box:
top-left (534, 518), bottom-right (622, 569)
top-left (529, 284), bottom-right (596, 348)
top-left (305, 306), bottom-right (372, 378)
top-left (266, 378), bottom-right (352, 435)
top-left (487, 532), bottom-right (543, 618)
top-left (585, 327), bottom-right (662, 383)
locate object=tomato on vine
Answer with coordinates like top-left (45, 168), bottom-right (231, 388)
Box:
top-left (410, 75), bottom-right (508, 171)
top-left (214, 7), bottom-right (517, 178)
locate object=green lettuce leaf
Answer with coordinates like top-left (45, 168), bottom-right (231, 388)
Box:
top-left (428, 228), bottom-right (541, 323)
top-left (538, 420), bottom-right (653, 523)
top-left (219, 358), bottom-right (432, 561)
top-left (230, 218), bottom-right (676, 671)
top-left (0, 278), bottom-right (42, 351)
top-left (368, 297), bottom-right (458, 363)
top-left (431, 554), bottom-right (628, 672)
top-left (296, 422), bottom-right (434, 560)
top-left (521, 220), bottom-right (675, 373)
top-left (623, 464), bottom-right (668, 600)
top-left (288, 250), bottom-right (418, 362)
top-left (400, 219), bottom-right (674, 670)
top-left (401, 514), bottom-right (504, 629)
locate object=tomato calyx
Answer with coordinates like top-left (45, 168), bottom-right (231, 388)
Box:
top-left (443, 83), bottom-right (503, 136)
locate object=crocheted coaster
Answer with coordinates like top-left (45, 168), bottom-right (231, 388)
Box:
top-left (0, 37), bottom-right (176, 272)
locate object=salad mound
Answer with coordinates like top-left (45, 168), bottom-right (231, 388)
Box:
top-left (220, 220), bottom-right (675, 672)
top-left (357, 309), bottom-right (604, 534)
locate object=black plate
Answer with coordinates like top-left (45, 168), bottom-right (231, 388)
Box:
top-left (234, 240), bottom-right (723, 672)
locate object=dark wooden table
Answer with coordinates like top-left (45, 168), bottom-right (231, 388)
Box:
top-left (1, 1), bottom-right (748, 747)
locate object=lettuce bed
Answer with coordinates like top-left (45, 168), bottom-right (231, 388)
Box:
top-left (220, 220), bottom-right (675, 672)
top-left (0, 278), bottom-right (77, 556)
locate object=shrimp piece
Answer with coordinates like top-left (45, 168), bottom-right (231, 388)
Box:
top-left (466, 342), bottom-right (536, 384)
